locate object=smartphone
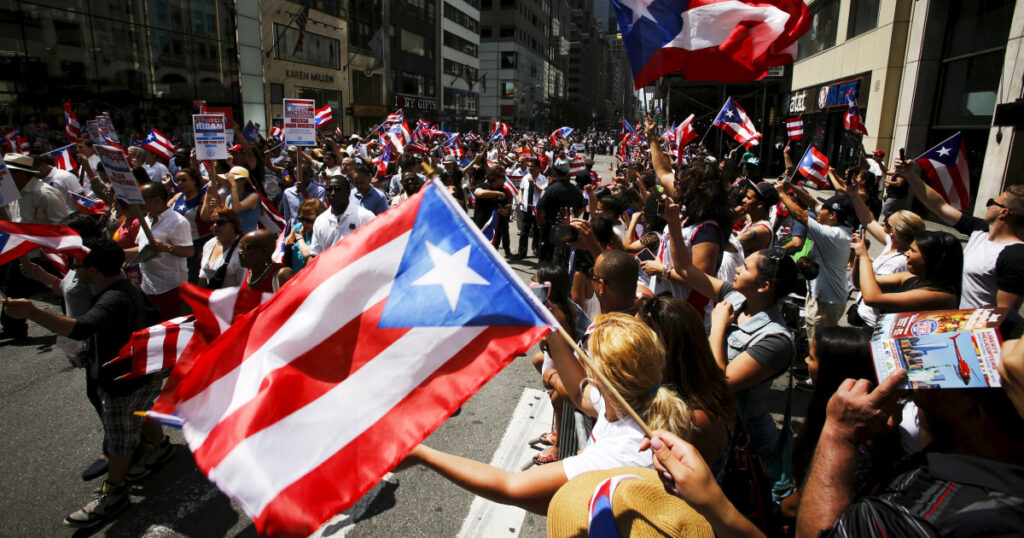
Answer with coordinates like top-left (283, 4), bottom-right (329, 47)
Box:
top-left (657, 197), bottom-right (666, 216)
top-left (899, 148), bottom-right (906, 162)
top-left (636, 248), bottom-right (656, 262)
top-left (550, 224), bottom-right (579, 244)
top-left (529, 282), bottom-right (551, 303)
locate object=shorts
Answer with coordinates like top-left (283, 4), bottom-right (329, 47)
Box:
top-left (805, 295), bottom-right (845, 349)
top-left (99, 375), bottom-right (163, 456)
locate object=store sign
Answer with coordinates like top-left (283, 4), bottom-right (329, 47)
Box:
top-left (394, 94), bottom-right (438, 111)
top-left (788, 91), bottom-right (808, 114)
top-left (285, 69), bottom-right (335, 84)
top-left (818, 79), bottom-right (862, 109)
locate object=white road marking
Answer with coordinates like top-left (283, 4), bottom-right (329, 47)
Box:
top-left (457, 388), bottom-right (554, 538)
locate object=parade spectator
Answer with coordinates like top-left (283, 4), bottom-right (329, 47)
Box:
top-left (2, 238), bottom-right (171, 529)
top-left (896, 158), bottom-right (1024, 310)
top-left (776, 181), bottom-right (853, 350)
top-left (284, 198), bottom-right (326, 273)
top-left (111, 199), bottom-right (142, 250)
top-left (737, 180), bottom-right (779, 253)
top-left (350, 163), bottom-right (388, 216)
top-left (309, 176), bottom-right (374, 257)
top-left (515, 158), bottom-right (548, 259)
top-left (852, 229), bottom-right (962, 314)
top-left (218, 166), bottom-right (261, 233)
top-left (536, 162), bottom-right (585, 263)
top-left (391, 171), bottom-right (422, 208)
top-left (471, 166), bottom-right (510, 228)
top-left (167, 168), bottom-right (210, 283)
top-left (34, 152), bottom-right (85, 212)
top-left (280, 163), bottom-right (325, 228)
top-left (236, 229), bottom-right (286, 292)
top-left (141, 148), bottom-right (170, 184)
top-left (402, 314), bottom-right (693, 514)
top-left (198, 208), bottom-right (244, 289)
top-left (127, 182), bottom-right (194, 320)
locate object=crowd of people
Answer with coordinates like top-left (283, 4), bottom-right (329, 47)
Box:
top-left (2, 113), bottom-right (1024, 535)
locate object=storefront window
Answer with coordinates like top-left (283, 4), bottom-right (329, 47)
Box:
top-left (846, 0), bottom-right (879, 39)
top-left (274, 24), bottom-right (341, 70)
top-left (797, 0), bottom-right (839, 60)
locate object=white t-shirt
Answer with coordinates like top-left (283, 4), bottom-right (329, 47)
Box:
top-left (518, 173), bottom-right (548, 209)
top-left (561, 388), bottom-right (653, 480)
top-left (855, 236), bottom-right (907, 327)
top-left (136, 209), bottom-right (193, 295)
top-left (806, 219), bottom-right (853, 304)
top-left (309, 203), bottom-right (375, 256)
top-left (143, 161), bottom-right (170, 183)
top-left (960, 230), bottom-right (1020, 309)
top-left (200, 237), bottom-right (245, 288)
top-left (43, 167), bottom-right (84, 212)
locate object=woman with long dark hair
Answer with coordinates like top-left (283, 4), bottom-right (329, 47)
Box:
top-left (852, 229), bottom-right (962, 313)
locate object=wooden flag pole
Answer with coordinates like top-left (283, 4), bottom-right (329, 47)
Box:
top-left (555, 326), bottom-right (654, 438)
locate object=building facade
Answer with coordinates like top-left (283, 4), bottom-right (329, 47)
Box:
top-left (479, 0), bottom-right (550, 131)
top-left (390, 0), bottom-right (441, 126)
top-left (347, 0), bottom-right (387, 134)
top-left (440, 0), bottom-right (481, 131)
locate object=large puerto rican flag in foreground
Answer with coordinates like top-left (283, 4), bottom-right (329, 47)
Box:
top-left (612, 0), bottom-right (810, 88)
top-left (167, 180), bottom-right (556, 535)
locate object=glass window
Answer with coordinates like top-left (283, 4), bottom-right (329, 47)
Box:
top-left (797, 0), bottom-right (839, 60)
top-left (499, 26), bottom-right (514, 37)
top-left (274, 23), bottom-right (341, 69)
top-left (443, 31), bottom-right (478, 56)
top-left (348, 0), bottom-right (383, 48)
top-left (399, 72), bottom-right (427, 95)
top-left (443, 2), bottom-right (479, 33)
top-left (270, 83), bottom-right (285, 104)
top-left (934, 49), bottom-right (1005, 128)
top-left (353, 73), bottom-right (383, 104)
top-left (847, 0), bottom-right (879, 39)
top-left (944, 0), bottom-right (1013, 58)
top-left (501, 81), bottom-right (515, 98)
top-left (481, 26), bottom-right (492, 38)
top-left (400, 29), bottom-right (426, 56)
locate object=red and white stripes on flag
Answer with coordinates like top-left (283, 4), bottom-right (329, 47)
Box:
top-left (0, 221), bottom-right (90, 266)
top-left (786, 117), bottom-right (803, 140)
top-left (797, 145), bottom-right (831, 188)
top-left (257, 192), bottom-right (287, 235)
top-left (64, 102), bottom-right (80, 142)
top-left (314, 105), bottom-right (333, 127)
top-left (713, 97), bottom-right (761, 149)
top-left (142, 127), bottom-right (176, 160)
top-left (269, 125), bottom-right (284, 140)
top-left (53, 145), bottom-right (77, 171)
top-left (113, 316), bottom-right (197, 379)
top-left (569, 155), bottom-right (586, 176)
top-left (674, 114), bottom-right (697, 166)
top-left (916, 132), bottom-right (971, 211)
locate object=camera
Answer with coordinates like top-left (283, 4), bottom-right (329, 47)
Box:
top-left (550, 224), bottom-right (579, 244)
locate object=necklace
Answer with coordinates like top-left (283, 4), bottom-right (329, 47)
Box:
top-left (247, 261), bottom-right (275, 287)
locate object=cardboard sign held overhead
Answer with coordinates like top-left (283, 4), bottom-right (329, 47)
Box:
top-left (283, 98), bottom-right (316, 146)
top-left (193, 114), bottom-right (228, 160)
top-left (86, 120), bottom-right (105, 145)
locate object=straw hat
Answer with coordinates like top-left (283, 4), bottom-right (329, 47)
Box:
top-left (217, 166), bottom-right (250, 180)
top-left (547, 467), bottom-right (713, 538)
top-left (3, 153), bottom-right (40, 175)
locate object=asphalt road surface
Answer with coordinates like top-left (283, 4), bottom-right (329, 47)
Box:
top-left (0, 153), bottom-right (804, 537)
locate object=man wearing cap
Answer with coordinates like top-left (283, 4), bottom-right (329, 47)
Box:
top-left (776, 180), bottom-right (853, 347)
top-left (140, 148), bottom-right (170, 184)
top-left (349, 163), bottom-right (388, 216)
top-left (738, 180), bottom-right (779, 253)
top-left (124, 182), bottom-right (194, 320)
top-left (309, 175), bottom-right (374, 256)
top-left (1, 153), bottom-right (71, 341)
top-left (536, 161), bottom-right (585, 263)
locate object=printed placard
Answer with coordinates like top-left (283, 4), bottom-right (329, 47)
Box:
top-left (283, 98), bottom-right (316, 146)
top-left (0, 159), bottom-right (21, 207)
top-left (97, 114), bottom-right (119, 143)
top-left (86, 120), bottom-right (105, 145)
top-left (96, 145), bottom-right (143, 204)
top-left (193, 114), bottom-right (228, 160)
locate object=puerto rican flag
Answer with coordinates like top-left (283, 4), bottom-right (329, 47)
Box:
top-left (0, 221), bottom-right (90, 266)
top-left (588, 474), bottom-right (642, 536)
top-left (714, 97), bottom-right (760, 148)
top-left (385, 110), bottom-right (406, 125)
top-left (481, 209), bottom-right (499, 244)
top-left (674, 113), bottom-right (697, 165)
top-left (618, 118), bottom-right (634, 143)
top-left (64, 102), bottom-right (80, 142)
top-left (570, 155), bottom-right (587, 176)
top-left (405, 142), bottom-right (429, 154)
top-left (612, 0), bottom-right (810, 89)
top-left (796, 145), bottom-right (830, 188)
top-left (443, 133), bottom-right (464, 158)
top-left (660, 122), bottom-right (676, 144)
top-left (314, 105), bottom-right (333, 127)
top-left (916, 132), bottom-right (971, 211)
top-left (504, 175), bottom-right (521, 199)
top-left (269, 124), bottom-right (284, 141)
top-left (490, 121), bottom-right (510, 142)
top-left (241, 121), bottom-right (261, 143)
top-left (2, 128), bottom-right (19, 153)
top-left (372, 144), bottom-right (392, 178)
top-left (786, 116), bottom-right (804, 140)
top-left (550, 126), bottom-right (573, 146)
top-left (843, 90), bottom-right (868, 135)
top-left (142, 127), bottom-right (176, 160)
top-left (164, 180), bottom-right (554, 535)
top-left (71, 193), bottom-right (109, 215)
top-left (257, 192), bottom-right (287, 235)
top-left (52, 145), bottom-right (77, 171)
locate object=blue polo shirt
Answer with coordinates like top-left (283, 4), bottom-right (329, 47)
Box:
top-left (351, 186), bottom-right (388, 215)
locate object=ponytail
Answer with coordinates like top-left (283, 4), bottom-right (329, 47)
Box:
top-left (643, 387), bottom-right (694, 442)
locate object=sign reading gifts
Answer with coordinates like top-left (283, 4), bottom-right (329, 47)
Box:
top-left (96, 145), bottom-right (144, 204)
top-left (193, 114), bottom-right (228, 160)
top-left (0, 159), bottom-right (21, 207)
top-left (283, 98), bottom-right (316, 146)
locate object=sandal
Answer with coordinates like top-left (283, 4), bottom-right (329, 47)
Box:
top-left (539, 431), bottom-right (558, 446)
top-left (533, 448), bottom-right (558, 465)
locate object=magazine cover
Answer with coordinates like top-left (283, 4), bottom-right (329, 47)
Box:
top-left (870, 308), bottom-right (1007, 389)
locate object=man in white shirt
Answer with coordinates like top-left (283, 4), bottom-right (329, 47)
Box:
top-left (34, 153), bottom-right (84, 212)
top-left (141, 149), bottom-right (170, 184)
top-left (309, 176), bottom-right (374, 257)
top-left (124, 183), bottom-right (194, 320)
top-left (515, 157), bottom-right (548, 259)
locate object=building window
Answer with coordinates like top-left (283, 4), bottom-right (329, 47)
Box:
top-left (274, 23), bottom-right (340, 69)
top-left (444, 59), bottom-right (478, 80)
top-left (501, 81), bottom-right (515, 98)
top-left (443, 2), bottom-right (479, 33)
top-left (270, 83), bottom-right (284, 104)
top-left (847, 0), bottom-right (879, 39)
top-left (500, 0), bottom-right (514, 7)
top-left (481, 27), bottom-right (492, 38)
top-left (352, 73), bottom-right (383, 104)
top-left (348, 0), bottom-right (383, 48)
top-left (499, 26), bottom-right (514, 37)
top-left (296, 87), bottom-right (343, 109)
top-left (400, 29), bottom-right (426, 56)
top-left (443, 88), bottom-right (479, 113)
top-left (796, 0), bottom-right (839, 60)
top-left (399, 71), bottom-right (428, 96)
top-left (443, 30), bottom-right (478, 56)
top-left (481, 0), bottom-right (492, 9)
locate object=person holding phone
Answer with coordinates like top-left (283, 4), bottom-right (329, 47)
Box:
top-left (536, 162), bottom-right (585, 263)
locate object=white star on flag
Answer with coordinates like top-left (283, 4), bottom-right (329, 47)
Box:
top-left (725, 109), bottom-right (734, 117)
top-left (937, 146), bottom-right (951, 157)
top-left (620, 0), bottom-right (657, 25)
top-left (411, 242), bottom-right (489, 310)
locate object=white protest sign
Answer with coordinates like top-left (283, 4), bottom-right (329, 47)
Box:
top-left (97, 114), bottom-right (120, 143)
top-left (193, 114), bottom-right (228, 160)
top-left (86, 120), bottom-right (105, 145)
top-left (0, 159), bottom-right (21, 207)
top-left (283, 98), bottom-right (316, 146)
top-left (96, 145), bottom-right (143, 204)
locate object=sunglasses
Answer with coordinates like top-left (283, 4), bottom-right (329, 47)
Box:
top-left (324, 186), bottom-right (346, 193)
top-left (212, 219), bottom-right (230, 226)
top-left (300, 217), bottom-right (315, 223)
top-left (987, 198), bottom-right (1007, 210)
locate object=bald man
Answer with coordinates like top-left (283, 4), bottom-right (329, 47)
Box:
top-left (238, 229), bottom-right (286, 292)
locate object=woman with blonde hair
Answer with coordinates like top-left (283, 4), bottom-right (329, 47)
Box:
top-left (400, 313), bottom-right (693, 514)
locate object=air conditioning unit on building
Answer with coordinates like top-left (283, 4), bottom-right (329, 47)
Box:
top-left (768, 66), bottom-right (785, 77)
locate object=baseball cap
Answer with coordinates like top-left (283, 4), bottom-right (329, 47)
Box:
top-left (745, 179), bottom-right (780, 206)
top-left (817, 194), bottom-right (855, 225)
